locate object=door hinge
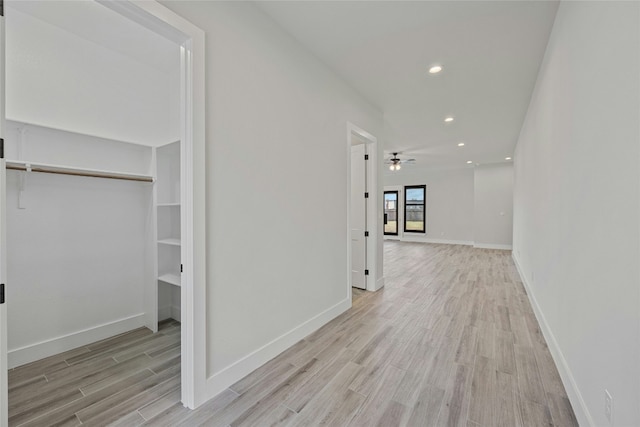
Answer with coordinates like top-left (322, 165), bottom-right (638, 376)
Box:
top-left (0, 1), bottom-right (4, 17)
top-left (0, 284), bottom-right (5, 304)
top-left (180, 264), bottom-right (183, 273)
top-left (0, 138), bottom-right (4, 159)
top-left (364, 192), bottom-right (369, 199)
top-left (364, 270), bottom-right (369, 276)
top-left (364, 154), bottom-right (369, 160)
top-left (364, 231), bottom-right (369, 237)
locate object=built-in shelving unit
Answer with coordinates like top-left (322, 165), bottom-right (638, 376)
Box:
top-left (158, 273), bottom-right (181, 287)
top-left (155, 141), bottom-right (181, 322)
top-left (158, 237), bottom-right (181, 246)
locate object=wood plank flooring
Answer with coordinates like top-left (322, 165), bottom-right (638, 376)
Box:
top-left (8, 241), bottom-right (577, 426)
top-left (8, 319), bottom-right (181, 426)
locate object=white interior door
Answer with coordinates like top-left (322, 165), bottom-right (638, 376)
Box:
top-left (0, 2), bottom-right (7, 424)
top-left (351, 143), bottom-right (366, 290)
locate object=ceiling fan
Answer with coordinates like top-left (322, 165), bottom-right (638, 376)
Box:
top-left (385, 152), bottom-right (415, 171)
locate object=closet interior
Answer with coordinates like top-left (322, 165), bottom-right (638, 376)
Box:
top-left (5, 122), bottom-right (183, 369)
top-left (4, 0), bottom-right (184, 375)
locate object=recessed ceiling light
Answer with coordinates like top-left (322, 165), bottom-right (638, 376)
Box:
top-left (457, 142), bottom-right (465, 147)
top-left (444, 116), bottom-right (454, 123)
top-left (429, 65), bottom-right (443, 74)
top-left (466, 160), bottom-right (473, 164)
top-left (505, 156), bottom-right (512, 160)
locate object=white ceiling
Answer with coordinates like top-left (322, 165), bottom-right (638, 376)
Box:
top-left (7, 0), bottom-right (179, 75)
top-left (255, 1), bottom-right (559, 171)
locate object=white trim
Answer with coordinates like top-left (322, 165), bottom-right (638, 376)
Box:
top-left (159, 305), bottom-right (182, 322)
top-left (383, 235), bottom-right (511, 249)
top-left (158, 305), bottom-right (172, 322)
top-left (512, 252), bottom-right (594, 427)
top-left (171, 305), bottom-right (181, 322)
top-left (205, 297), bottom-right (352, 400)
top-left (345, 129), bottom-right (352, 297)
top-left (473, 243), bottom-right (513, 250)
top-left (8, 314), bottom-right (147, 369)
top-left (389, 235), bottom-right (474, 246)
top-left (0, 12), bottom-right (8, 427)
top-left (146, 147), bottom-right (159, 333)
top-left (373, 276), bottom-right (385, 292)
top-left (98, 0), bottom-right (207, 409)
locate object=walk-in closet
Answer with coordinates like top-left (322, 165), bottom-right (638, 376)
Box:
top-left (4, 1), bottom-right (187, 424)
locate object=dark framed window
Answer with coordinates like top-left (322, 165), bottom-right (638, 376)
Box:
top-left (404, 185), bottom-right (425, 233)
top-left (384, 191), bottom-right (399, 235)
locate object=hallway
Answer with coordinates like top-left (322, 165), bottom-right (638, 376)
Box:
top-left (9, 242), bottom-right (577, 426)
top-left (165, 241), bottom-right (577, 426)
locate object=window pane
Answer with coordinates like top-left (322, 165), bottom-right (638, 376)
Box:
top-left (405, 205), bottom-right (424, 231)
top-left (406, 188), bottom-right (424, 202)
top-left (404, 185), bottom-right (425, 233)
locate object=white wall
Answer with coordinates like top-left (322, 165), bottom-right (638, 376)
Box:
top-left (384, 165), bottom-right (513, 247)
top-left (3, 121), bottom-right (153, 176)
top-left (160, 1), bottom-right (384, 392)
top-left (473, 164), bottom-right (513, 249)
top-left (384, 167), bottom-right (474, 244)
top-left (512, 2), bottom-right (640, 426)
top-left (6, 134), bottom-right (152, 367)
top-left (6, 4), bottom-right (179, 146)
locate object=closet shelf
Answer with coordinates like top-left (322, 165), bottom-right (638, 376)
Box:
top-left (6, 160), bottom-right (154, 183)
top-left (157, 202), bottom-right (180, 207)
top-left (158, 273), bottom-right (181, 287)
top-left (158, 238), bottom-right (181, 246)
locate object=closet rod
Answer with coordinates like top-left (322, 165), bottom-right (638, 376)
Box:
top-left (6, 161), bottom-right (154, 183)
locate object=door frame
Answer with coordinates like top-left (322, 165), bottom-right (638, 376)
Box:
top-left (346, 122), bottom-right (380, 295)
top-left (0, 1), bottom-right (206, 416)
top-left (87, 1), bottom-right (208, 409)
top-left (0, 1), bottom-right (7, 423)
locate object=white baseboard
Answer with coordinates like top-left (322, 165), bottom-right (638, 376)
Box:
top-left (512, 253), bottom-right (594, 427)
top-left (397, 235), bottom-right (474, 246)
top-left (8, 313), bottom-right (147, 369)
top-left (205, 297), bottom-right (351, 401)
top-left (370, 276), bottom-right (385, 292)
top-left (158, 305), bottom-right (172, 322)
top-left (158, 305), bottom-right (181, 322)
top-left (171, 305), bottom-right (181, 322)
top-left (473, 243), bottom-right (513, 250)
top-left (384, 236), bottom-right (511, 250)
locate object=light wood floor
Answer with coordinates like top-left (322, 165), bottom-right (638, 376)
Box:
top-left (8, 319), bottom-right (181, 426)
top-left (8, 241), bottom-right (577, 426)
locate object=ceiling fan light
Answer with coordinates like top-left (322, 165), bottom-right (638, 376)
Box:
top-left (396, 164), bottom-right (401, 170)
top-left (389, 164), bottom-right (395, 171)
